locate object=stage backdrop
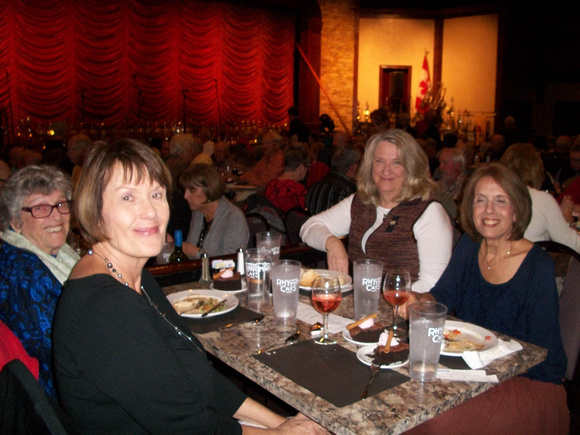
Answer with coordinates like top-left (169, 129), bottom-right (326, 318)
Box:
top-left (0, 0), bottom-right (295, 142)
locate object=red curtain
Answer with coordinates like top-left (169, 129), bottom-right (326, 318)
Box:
top-left (0, 0), bottom-right (295, 144)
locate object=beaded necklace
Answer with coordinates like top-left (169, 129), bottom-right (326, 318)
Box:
top-left (88, 249), bottom-right (205, 354)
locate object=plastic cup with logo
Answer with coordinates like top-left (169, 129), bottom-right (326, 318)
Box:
top-left (256, 231), bottom-right (282, 261)
top-left (353, 258), bottom-right (383, 319)
top-left (271, 259), bottom-right (301, 328)
top-left (409, 301), bottom-right (447, 382)
top-left (245, 248), bottom-right (272, 302)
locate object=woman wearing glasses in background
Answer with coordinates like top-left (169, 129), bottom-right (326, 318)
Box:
top-left (0, 165), bottom-right (80, 400)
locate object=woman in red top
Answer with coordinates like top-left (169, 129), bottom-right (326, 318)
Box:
top-left (265, 146), bottom-right (310, 214)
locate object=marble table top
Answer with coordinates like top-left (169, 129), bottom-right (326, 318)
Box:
top-left (163, 282), bottom-right (547, 435)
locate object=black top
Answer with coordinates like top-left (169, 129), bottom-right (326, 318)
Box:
top-left (53, 270), bottom-right (245, 434)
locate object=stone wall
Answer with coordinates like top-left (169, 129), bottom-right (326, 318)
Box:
top-left (318, 0), bottom-right (358, 136)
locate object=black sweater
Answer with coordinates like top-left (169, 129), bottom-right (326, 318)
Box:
top-left (53, 270), bottom-right (245, 434)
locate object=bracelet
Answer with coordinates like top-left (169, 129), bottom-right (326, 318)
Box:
top-left (567, 221), bottom-right (576, 227)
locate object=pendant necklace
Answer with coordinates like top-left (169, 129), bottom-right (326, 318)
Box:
top-left (483, 240), bottom-right (513, 270)
top-left (88, 248), bottom-right (205, 355)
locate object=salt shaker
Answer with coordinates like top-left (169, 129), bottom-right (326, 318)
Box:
top-left (199, 251), bottom-right (212, 287)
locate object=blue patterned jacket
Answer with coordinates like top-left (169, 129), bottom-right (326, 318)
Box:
top-left (0, 241), bottom-right (62, 401)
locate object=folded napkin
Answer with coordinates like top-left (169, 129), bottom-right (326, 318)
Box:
top-left (296, 302), bottom-right (351, 334)
top-left (461, 339), bottom-right (523, 369)
top-left (436, 368), bottom-right (498, 383)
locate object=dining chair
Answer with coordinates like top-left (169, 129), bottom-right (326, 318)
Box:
top-left (536, 240), bottom-right (580, 411)
top-left (284, 207), bottom-right (311, 245)
top-left (245, 212), bottom-right (270, 248)
top-left (0, 359), bottom-right (79, 434)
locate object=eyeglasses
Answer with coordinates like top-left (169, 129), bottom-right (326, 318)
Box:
top-left (21, 201), bottom-right (72, 218)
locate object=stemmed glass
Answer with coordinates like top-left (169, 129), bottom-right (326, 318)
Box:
top-left (311, 275), bottom-right (342, 345)
top-left (382, 270), bottom-right (411, 338)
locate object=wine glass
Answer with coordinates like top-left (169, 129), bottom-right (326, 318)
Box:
top-left (311, 275), bottom-right (342, 345)
top-left (382, 270), bottom-right (411, 338)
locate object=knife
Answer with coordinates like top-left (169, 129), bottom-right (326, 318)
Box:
top-left (218, 314), bottom-right (265, 329)
top-left (202, 299), bottom-right (227, 317)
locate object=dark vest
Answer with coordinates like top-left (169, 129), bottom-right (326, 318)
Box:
top-left (348, 194), bottom-right (435, 281)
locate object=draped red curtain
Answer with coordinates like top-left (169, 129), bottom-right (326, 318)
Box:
top-left (0, 0), bottom-right (295, 144)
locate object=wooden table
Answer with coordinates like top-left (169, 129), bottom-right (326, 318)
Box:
top-left (163, 282), bottom-right (547, 434)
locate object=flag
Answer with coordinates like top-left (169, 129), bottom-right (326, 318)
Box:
top-left (415, 54), bottom-right (431, 114)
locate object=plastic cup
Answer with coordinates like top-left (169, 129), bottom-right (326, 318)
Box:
top-left (409, 301), bottom-right (447, 382)
top-left (245, 248), bottom-right (272, 302)
top-left (256, 231), bottom-right (282, 261)
top-left (353, 259), bottom-right (383, 319)
top-left (271, 260), bottom-right (301, 328)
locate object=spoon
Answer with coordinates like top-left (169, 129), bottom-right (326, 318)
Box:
top-left (256, 330), bottom-right (300, 354)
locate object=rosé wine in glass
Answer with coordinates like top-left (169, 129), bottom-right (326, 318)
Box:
top-left (382, 270), bottom-right (411, 338)
top-left (311, 275), bottom-right (341, 345)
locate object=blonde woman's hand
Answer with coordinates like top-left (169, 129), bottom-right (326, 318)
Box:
top-left (325, 236), bottom-right (349, 275)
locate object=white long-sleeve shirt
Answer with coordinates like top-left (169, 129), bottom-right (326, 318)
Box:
top-left (299, 194), bottom-right (453, 293)
top-left (525, 187), bottom-right (580, 252)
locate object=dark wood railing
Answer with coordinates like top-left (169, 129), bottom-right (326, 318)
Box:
top-left (148, 242), bottom-right (328, 287)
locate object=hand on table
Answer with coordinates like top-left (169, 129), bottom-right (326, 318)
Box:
top-left (273, 413), bottom-right (329, 434)
top-left (325, 236), bottom-right (349, 275)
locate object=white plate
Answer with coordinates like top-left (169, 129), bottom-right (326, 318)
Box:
top-left (167, 290), bottom-right (239, 318)
top-left (299, 269), bottom-right (353, 293)
top-left (210, 280), bottom-right (247, 294)
top-left (440, 320), bottom-right (498, 356)
top-left (357, 344), bottom-right (409, 369)
top-left (342, 328), bottom-right (385, 346)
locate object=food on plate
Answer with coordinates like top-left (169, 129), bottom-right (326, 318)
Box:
top-left (370, 330), bottom-right (409, 366)
top-left (212, 268), bottom-right (242, 291)
top-left (299, 268), bottom-right (347, 287)
top-left (347, 313), bottom-right (386, 343)
top-left (443, 328), bottom-right (484, 352)
top-left (172, 295), bottom-right (225, 315)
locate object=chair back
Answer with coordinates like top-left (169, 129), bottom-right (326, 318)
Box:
top-left (536, 240), bottom-right (580, 411)
top-left (0, 359), bottom-right (78, 434)
top-left (284, 207), bottom-right (310, 245)
top-left (245, 212), bottom-right (270, 248)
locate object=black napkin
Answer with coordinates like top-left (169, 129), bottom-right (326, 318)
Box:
top-left (254, 340), bottom-right (410, 407)
top-left (182, 306), bottom-right (262, 334)
top-left (439, 355), bottom-right (471, 370)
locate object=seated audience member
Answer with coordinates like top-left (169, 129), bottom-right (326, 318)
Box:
top-left (181, 163), bottom-right (249, 258)
top-left (0, 159), bottom-right (11, 190)
top-left (165, 132), bottom-right (202, 236)
top-left (52, 139), bottom-right (323, 434)
top-left (306, 142), bottom-right (329, 188)
top-left (0, 165), bottom-right (80, 400)
top-left (66, 133), bottom-right (92, 191)
top-left (238, 130), bottom-right (285, 187)
top-left (369, 107), bottom-right (390, 136)
top-left (432, 147), bottom-right (469, 220)
top-left (264, 147), bottom-right (310, 214)
top-left (288, 106), bottom-right (310, 143)
top-left (500, 142), bottom-right (580, 252)
top-left (0, 319), bottom-right (39, 378)
top-left (305, 144), bottom-right (360, 215)
top-left (300, 129), bottom-right (453, 293)
top-left (192, 140), bottom-right (214, 165)
top-left (404, 163), bottom-right (568, 434)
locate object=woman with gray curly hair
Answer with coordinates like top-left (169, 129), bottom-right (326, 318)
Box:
top-left (0, 164), bottom-right (80, 400)
top-left (300, 129), bottom-right (453, 294)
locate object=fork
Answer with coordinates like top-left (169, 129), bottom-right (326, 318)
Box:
top-left (361, 364), bottom-right (380, 399)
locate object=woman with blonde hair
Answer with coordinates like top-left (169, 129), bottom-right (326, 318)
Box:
top-left (500, 142), bottom-right (580, 252)
top-left (300, 129), bottom-right (453, 293)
